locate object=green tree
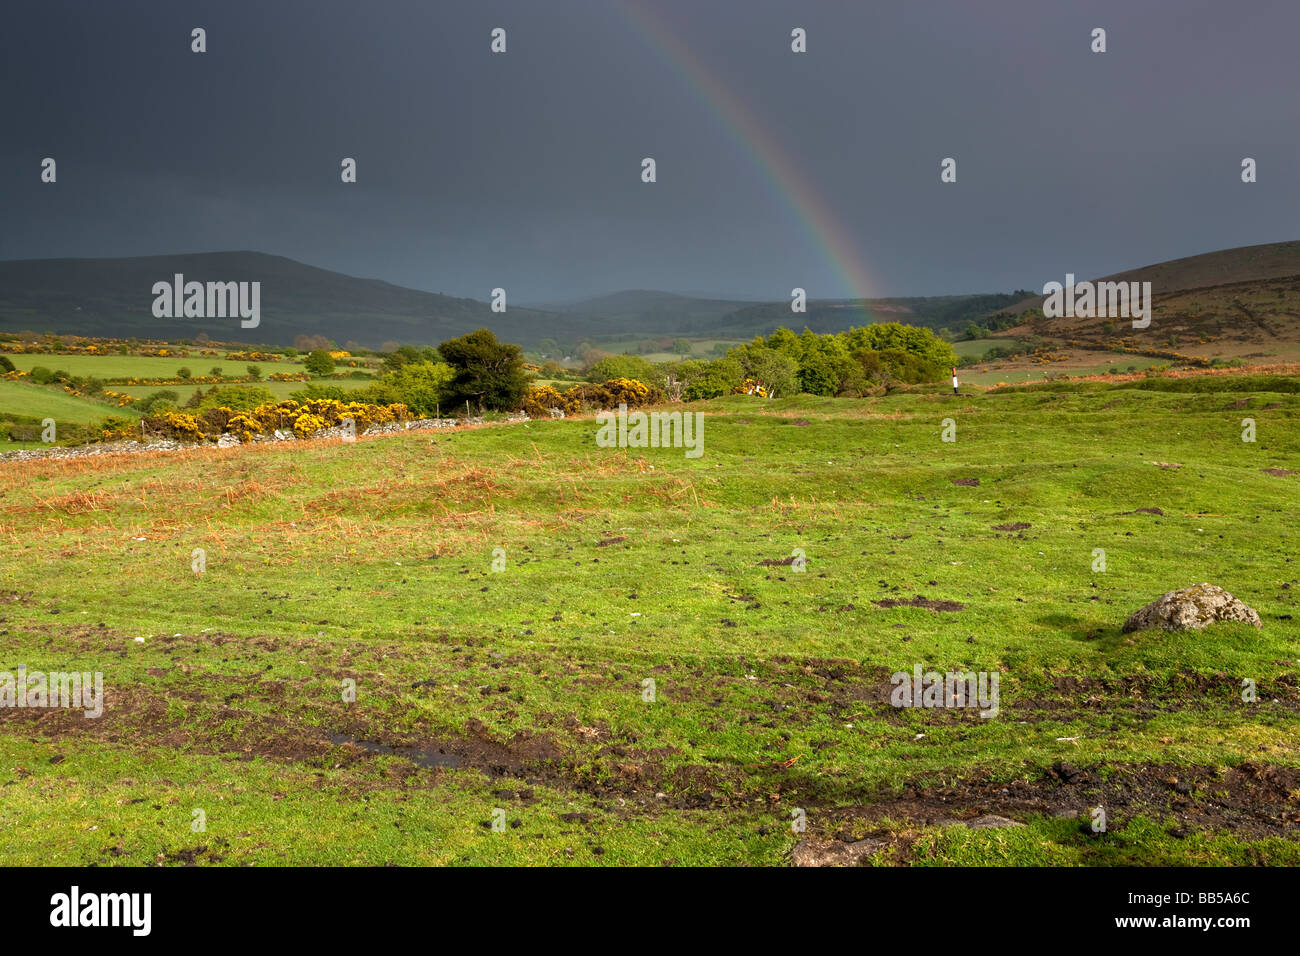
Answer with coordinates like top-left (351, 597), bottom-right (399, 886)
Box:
top-left (139, 390), bottom-right (180, 414)
top-left (764, 327), bottom-right (801, 356)
top-left (304, 350), bottom-right (335, 376)
top-left (246, 364), bottom-right (263, 380)
top-left (379, 361), bottom-right (455, 416)
top-left (381, 345), bottom-right (438, 372)
top-left (677, 357), bottom-right (743, 401)
top-left (438, 329), bottom-right (529, 411)
top-left (177, 367), bottom-right (193, 380)
top-left (842, 323), bottom-right (957, 370)
top-left (794, 329), bottom-right (852, 395)
top-left (730, 345), bottom-right (798, 397)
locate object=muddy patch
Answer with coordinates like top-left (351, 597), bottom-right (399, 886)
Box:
top-left (328, 733), bottom-right (462, 770)
top-left (0, 681), bottom-right (563, 782)
top-left (991, 522), bottom-right (1031, 532)
top-left (1262, 468), bottom-right (1296, 478)
top-left (158, 845), bottom-right (225, 866)
top-left (874, 595), bottom-right (966, 612)
top-left (829, 761), bottom-right (1300, 840)
top-left (952, 478), bottom-right (980, 487)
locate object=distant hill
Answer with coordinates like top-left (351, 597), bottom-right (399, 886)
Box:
top-left (999, 240), bottom-right (1300, 316)
top-left (524, 288), bottom-right (1026, 339)
top-left (987, 240), bottom-right (1300, 360)
top-left (0, 252), bottom-right (564, 348)
top-left (718, 292), bottom-right (1031, 337)
top-left (537, 290), bottom-right (761, 335)
top-left (0, 251), bottom-right (1024, 348)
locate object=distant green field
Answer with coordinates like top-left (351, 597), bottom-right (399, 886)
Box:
top-left (112, 377), bottom-right (375, 403)
top-left (5, 352), bottom-right (298, 380)
top-left (596, 338), bottom-right (742, 362)
top-left (961, 355), bottom-right (1166, 387)
top-left (0, 378), bottom-right (141, 450)
top-left (951, 337), bottom-right (1038, 359)
top-left (0, 378), bottom-right (140, 421)
top-left (530, 378), bottom-right (579, 390)
top-left (1, 380), bottom-right (1297, 864)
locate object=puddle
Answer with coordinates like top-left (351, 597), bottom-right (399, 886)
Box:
top-left (328, 733), bottom-right (462, 769)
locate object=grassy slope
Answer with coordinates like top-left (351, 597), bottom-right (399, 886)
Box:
top-left (0, 378), bottom-right (142, 450)
top-left (0, 379), bottom-right (139, 421)
top-left (5, 353), bottom-right (298, 379)
top-left (0, 385), bottom-right (1297, 865)
top-left (999, 240), bottom-right (1300, 315)
top-left (112, 378), bottom-right (374, 404)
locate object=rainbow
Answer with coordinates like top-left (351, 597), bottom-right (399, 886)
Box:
top-left (614, 0), bottom-right (878, 319)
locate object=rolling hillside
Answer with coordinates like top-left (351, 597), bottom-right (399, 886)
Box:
top-left (0, 252), bottom-right (1025, 348)
top-left (0, 252), bottom-right (561, 348)
top-left (994, 241), bottom-right (1300, 361)
top-left (999, 240), bottom-right (1300, 315)
top-left (534, 290), bottom-right (760, 332)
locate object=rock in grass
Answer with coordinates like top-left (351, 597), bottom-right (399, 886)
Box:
top-left (1122, 583), bottom-right (1261, 632)
top-left (791, 837), bottom-right (888, 867)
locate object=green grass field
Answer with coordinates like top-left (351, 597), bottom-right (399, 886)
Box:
top-left (0, 378), bottom-right (137, 421)
top-left (4, 352), bottom-right (295, 380)
top-left (112, 377), bottom-right (374, 404)
top-left (591, 338), bottom-right (743, 363)
top-left (960, 357), bottom-right (1169, 387)
top-left (0, 379), bottom-right (142, 450)
top-left (0, 381), bottom-right (1297, 865)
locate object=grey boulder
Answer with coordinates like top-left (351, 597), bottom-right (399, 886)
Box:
top-left (1123, 583), bottom-right (1261, 632)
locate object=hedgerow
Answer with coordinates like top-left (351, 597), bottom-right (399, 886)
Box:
top-left (522, 378), bottom-right (664, 416)
top-left (140, 399), bottom-right (409, 442)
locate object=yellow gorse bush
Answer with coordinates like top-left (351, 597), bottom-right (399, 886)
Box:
top-left (603, 377), bottom-right (657, 406)
top-left (292, 413), bottom-right (328, 438)
top-left (142, 399), bottom-right (409, 442)
top-left (523, 384), bottom-right (565, 417)
top-left (158, 412), bottom-right (204, 441)
top-left (523, 378), bottom-right (663, 416)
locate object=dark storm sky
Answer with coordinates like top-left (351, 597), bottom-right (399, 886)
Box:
top-left (3, 0), bottom-right (1298, 302)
